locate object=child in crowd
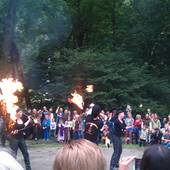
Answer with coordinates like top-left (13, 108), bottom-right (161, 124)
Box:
top-left (50, 118), bottom-right (56, 138)
top-left (101, 124), bottom-right (110, 147)
top-left (42, 114), bottom-right (51, 141)
top-left (139, 125), bottom-right (147, 147)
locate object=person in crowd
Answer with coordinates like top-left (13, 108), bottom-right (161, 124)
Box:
top-left (50, 118), bottom-right (56, 138)
top-left (55, 107), bottom-right (63, 137)
top-left (42, 106), bottom-right (48, 115)
top-left (107, 109), bottom-right (116, 142)
top-left (151, 113), bottom-right (161, 130)
top-left (73, 114), bottom-right (81, 140)
top-left (161, 129), bottom-right (170, 148)
top-left (134, 114), bottom-right (142, 144)
top-left (150, 113), bottom-right (162, 144)
top-left (32, 114), bottom-right (41, 143)
top-left (101, 124), bottom-right (109, 144)
top-left (161, 117), bottom-right (167, 128)
top-left (53, 139), bottom-right (106, 170)
top-left (32, 108), bottom-right (37, 115)
top-left (42, 114), bottom-right (50, 141)
top-left (41, 106), bottom-right (48, 123)
top-left (140, 145), bottom-right (170, 170)
top-left (110, 109), bottom-right (126, 170)
top-left (150, 128), bottom-right (162, 145)
top-left (139, 125), bottom-right (147, 147)
top-left (57, 118), bottom-right (65, 143)
top-left (143, 114), bottom-right (150, 129)
top-left (84, 105), bottom-right (103, 144)
top-left (49, 108), bottom-right (54, 122)
top-left (125, 111), bottom-right (134, 144)
top-left (0, 149), bottom-right (24, 170)
top-left (63, 109), bottom-right (70, 143)
top-left (167, 114), bottom-right (170, 124)
top-left (9, 108), bottom-right (32, 170)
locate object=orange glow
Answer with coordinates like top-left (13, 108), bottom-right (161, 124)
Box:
top-left (0, 78), bottom-right (23, 121)
top-left (86, 85), bottom-right (94, 93)
top-left (71, 90), bottom-right (84, 110)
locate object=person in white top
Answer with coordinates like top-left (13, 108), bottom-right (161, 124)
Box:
top-left (50, 118), bottom-right (57, 138)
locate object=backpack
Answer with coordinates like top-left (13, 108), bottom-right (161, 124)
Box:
top-left (85, 122), bottom-right (99, 136)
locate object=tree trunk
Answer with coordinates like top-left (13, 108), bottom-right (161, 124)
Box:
top-left (0, 0), bottom-right (32, 108)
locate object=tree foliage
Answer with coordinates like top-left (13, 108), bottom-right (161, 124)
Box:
top-left (0, 0), bottom-right (169, 114)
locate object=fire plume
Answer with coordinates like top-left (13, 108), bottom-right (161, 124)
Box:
top-left (70, 90), bottom-right (84, 110)
top-left (86, 85), bottom-right (94, 93)
top-left (0, 78), bottom-right (23, 121)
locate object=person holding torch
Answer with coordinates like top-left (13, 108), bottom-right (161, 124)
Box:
top-left (9, 108), bottom-right (32, 170)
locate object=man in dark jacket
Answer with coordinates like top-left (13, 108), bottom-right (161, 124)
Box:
top-left (84, 105), bottom-right (103, 144)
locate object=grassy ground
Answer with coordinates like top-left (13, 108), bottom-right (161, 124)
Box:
top-left (26, 139), bottom-right (142, 149)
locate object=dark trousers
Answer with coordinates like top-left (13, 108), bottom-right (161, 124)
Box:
top-left (110, 135), bottom-right (122, 170)
top-left (33, 125), bottom-right (40, 140)
top-left (139, 139), bottom-right (146, 147)
top-left (43, 128), bottom-right (49, 141)
top-left (10, 138), bottom-right (32, 170)
top-left (0, 130), bottom-right (6, 146)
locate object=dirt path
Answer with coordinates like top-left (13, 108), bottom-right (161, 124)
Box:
top-left (17, 143), bottom-right (144, 170)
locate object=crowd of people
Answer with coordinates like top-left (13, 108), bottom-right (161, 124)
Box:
top-left (0, 104), bottom-right (170, 170)
top-left (11, 105), bottom-right (169, 148)
top-left (0, 105), bottom-right (170, 149)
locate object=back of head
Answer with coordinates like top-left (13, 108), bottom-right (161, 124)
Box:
top-left (92, 105), bottom-right (101, 118)
top-left (141, 145), bottom-right (170, 170)
top-left (53, 139), bottom-right (106, 170)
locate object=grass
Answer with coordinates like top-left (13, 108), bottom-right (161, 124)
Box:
top-left (26, 139), bottom-right (142, 150)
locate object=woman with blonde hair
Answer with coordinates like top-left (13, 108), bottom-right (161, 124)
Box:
top-left (53, 139), bottom-right (106, 170)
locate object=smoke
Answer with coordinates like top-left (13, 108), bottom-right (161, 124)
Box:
top-left (14, 0), bottom-right (72, 75)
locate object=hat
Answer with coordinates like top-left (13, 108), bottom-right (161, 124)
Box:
top-left (92, 105), bottom-right (101, 118)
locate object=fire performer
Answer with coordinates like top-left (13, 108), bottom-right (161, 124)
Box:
top-left (9, 108), bottom-right (32, 170)
top-left (110, 109), bottom-right (126, 170)
top-left (84, 105), bottom-right (103, 144)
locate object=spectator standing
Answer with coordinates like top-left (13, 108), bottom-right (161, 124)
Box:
top-left (42, 114), bottom-right (50, 141)
top-left (151, 113), bottom-right (161, 130)
top-left (57, 119), bottom-right (65, 143)
top-left (125, 111), bottom-right (134, 144)
top-left (134, 114), bottom-right (142, 144)
top-left (50, 118), bottom-right (56, 138)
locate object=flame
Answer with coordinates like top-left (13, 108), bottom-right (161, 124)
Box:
top-left (86, 85), bottom-right (94, 93)
top-left (0, 78), bottom-right (23, 121)
top-left (71, 90), bottom-right (84, 110)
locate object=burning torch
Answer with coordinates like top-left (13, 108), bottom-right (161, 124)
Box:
top-left (0, 78), bottom-right (24, 131)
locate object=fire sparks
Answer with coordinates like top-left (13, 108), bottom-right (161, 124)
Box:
top-left (86, 85), bottom-right (94, 93)
top-left (70, 90), bottom-right (84, 110)
top-left (0, 78), bottom-right (23, 121)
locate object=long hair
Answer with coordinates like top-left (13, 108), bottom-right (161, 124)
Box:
top-left (53, 139), bottom-right (106, 170)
